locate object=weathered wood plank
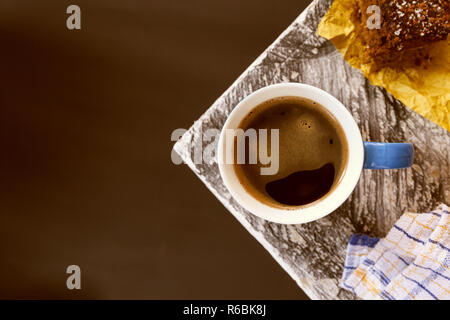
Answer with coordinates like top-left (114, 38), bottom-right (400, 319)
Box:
top-left (173, 0), bottom-right (450, 300)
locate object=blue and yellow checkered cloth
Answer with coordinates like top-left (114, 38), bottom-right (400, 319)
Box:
top-left (341, 204), bottom-right (450, 300)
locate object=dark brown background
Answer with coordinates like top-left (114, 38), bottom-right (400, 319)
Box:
top-left (0, 0), bottom-right (310, 299)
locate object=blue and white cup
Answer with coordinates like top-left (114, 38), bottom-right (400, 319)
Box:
top-left (218, 83), bottom-right (414, 224)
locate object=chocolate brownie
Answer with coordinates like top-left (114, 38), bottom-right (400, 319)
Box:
top-left (357, 0), bottom-right (450, 69)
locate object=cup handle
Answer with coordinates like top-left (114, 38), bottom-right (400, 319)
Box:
top-left (363, 142), bottom-right (414, 169)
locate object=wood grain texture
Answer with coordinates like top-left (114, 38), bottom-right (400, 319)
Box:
top-left (174, 0), bottom-right (450, 300)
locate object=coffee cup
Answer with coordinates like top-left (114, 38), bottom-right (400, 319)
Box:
top-left (217, 83), bottom-right (413, 224)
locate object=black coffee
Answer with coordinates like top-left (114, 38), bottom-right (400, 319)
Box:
top-left (233, 96), bottom-right (348, 208)
top-left (265, 163), bottom-right (335, 205)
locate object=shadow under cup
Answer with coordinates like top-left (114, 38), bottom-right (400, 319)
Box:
top-left (231, 95), bottom-right (349, 210)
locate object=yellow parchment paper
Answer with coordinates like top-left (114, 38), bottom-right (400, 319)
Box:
top-left (317, 0), bottom-right (450, 131)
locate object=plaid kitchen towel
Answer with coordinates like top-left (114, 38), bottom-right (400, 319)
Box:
top-left (341, 204), bottom-right (450, 300)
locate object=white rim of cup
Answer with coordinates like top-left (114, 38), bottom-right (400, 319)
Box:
top-left (217, 83), bottom-right (364, 224)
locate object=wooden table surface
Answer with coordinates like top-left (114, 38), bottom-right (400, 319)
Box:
top-left (174, 0), bottom-right (450, 299)
top-left (1, 0), bottom-right (311, 299)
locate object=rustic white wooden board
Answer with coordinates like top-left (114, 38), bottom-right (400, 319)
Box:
top-left (173, 0), bottom-right (450, 300)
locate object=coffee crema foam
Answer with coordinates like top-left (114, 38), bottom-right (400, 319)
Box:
top-left (233, 96), bottom-right (348, 208)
